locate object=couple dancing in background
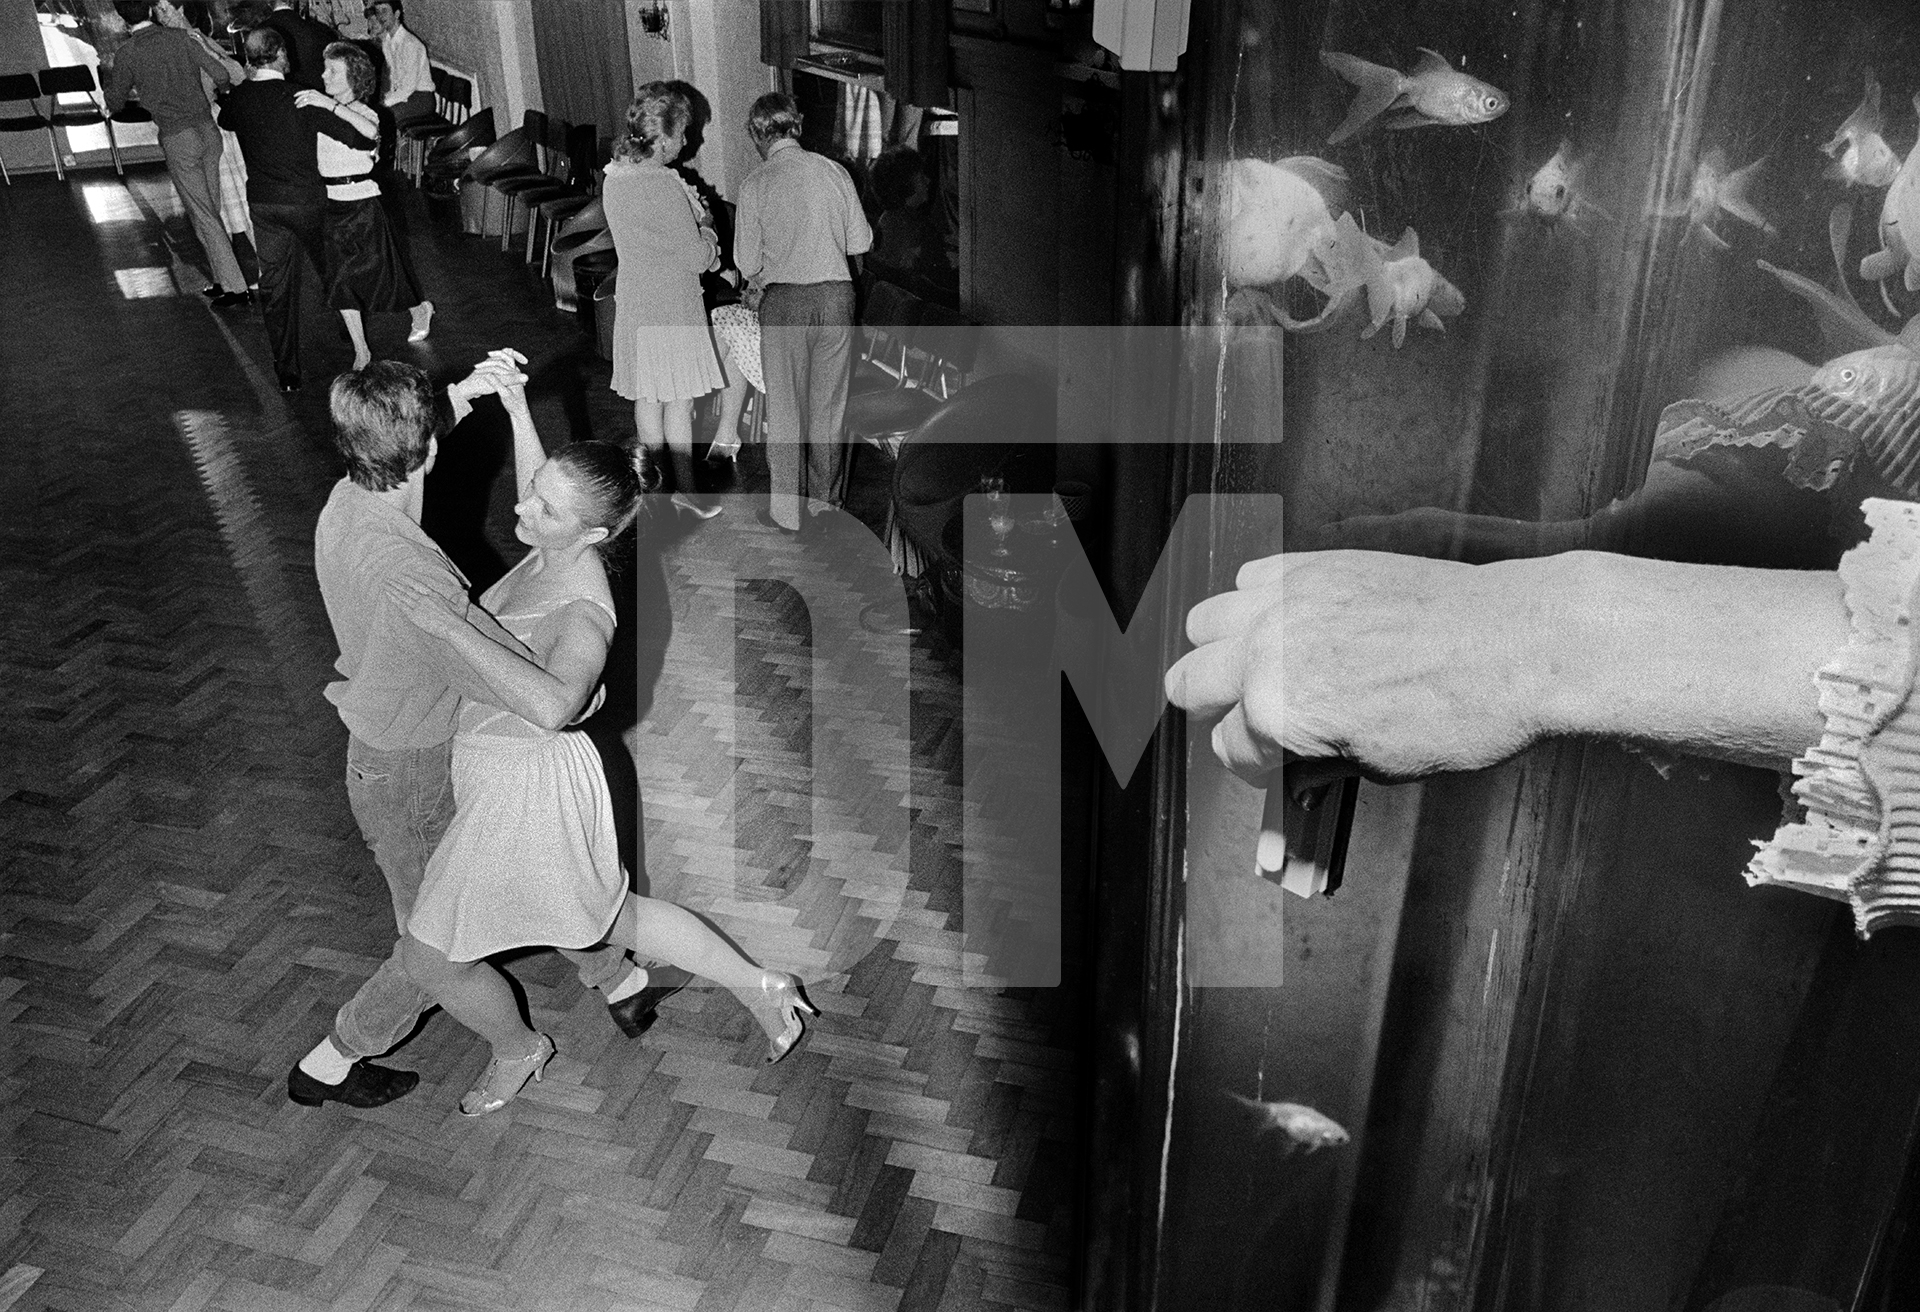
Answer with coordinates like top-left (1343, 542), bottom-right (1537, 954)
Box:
top-left (288, 352), bottom-right (814, 1115)
top-left (218, 25), bottom-right (430, 389)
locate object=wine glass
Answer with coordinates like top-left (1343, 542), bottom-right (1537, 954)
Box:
top-left (980, 475), bottom-right (1014, 558)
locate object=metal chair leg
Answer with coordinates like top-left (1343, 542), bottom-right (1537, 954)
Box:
top-left (45, 124), bottom-right (64, 181)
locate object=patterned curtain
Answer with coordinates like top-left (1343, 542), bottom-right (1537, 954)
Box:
top-left (529, 0), bottom-right (633, 152)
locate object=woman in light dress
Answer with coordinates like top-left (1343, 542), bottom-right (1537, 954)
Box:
top-left (604, 82), bottom-right (726, 518)
top-left (390, 352), bottom-right (814, 1116)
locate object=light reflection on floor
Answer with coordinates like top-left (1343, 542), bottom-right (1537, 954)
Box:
top-left (113, 266), bottom-right (179, 299)
top-left (80, 180), bottom-right (180, 225)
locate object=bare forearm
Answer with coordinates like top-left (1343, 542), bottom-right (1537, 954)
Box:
top-left (507, 405), bottom-right (544, 497)
top-left (1533, 552), bottom-right (1845, 769)
top-left (433, 612), bottom-right (582, 730)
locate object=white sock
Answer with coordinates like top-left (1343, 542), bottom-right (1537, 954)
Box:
top-left (297, 1039), bottom-right (354, 1085)
top-left (605, 965), bottom-right (650, 1004)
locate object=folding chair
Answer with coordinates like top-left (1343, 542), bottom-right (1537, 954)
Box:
top-left (39, 65), bottom-right (122, 177)
top-left (0, 73), bottom-right (59, 184)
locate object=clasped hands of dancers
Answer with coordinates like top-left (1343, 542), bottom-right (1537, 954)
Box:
top-left (290, 348), bottom-right (814, 1118)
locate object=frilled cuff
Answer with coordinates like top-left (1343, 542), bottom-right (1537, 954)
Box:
top-left (1747, 498), bottom-right (1920, 935)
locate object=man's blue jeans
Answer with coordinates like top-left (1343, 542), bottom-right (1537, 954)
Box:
top-left (329, 736), bottom-right (626, 1059)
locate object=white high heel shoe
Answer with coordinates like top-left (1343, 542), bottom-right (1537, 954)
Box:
top-left (749, 972), bottom-right (818, 1064)
top-left (458, 1032), bottom-right (554, 1116)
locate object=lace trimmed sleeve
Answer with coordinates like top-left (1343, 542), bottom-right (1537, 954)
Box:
top-left (1748, 497), bottom-right (1920, 935)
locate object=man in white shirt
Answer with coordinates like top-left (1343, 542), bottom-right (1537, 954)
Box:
top-left (367, 0), bottom-right (434, 126)
top-left (733, 94), bottom-right (873, 533)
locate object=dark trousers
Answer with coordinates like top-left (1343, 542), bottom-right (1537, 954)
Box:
top-left (250, 200), bottom-right (328, 382)
top-left (758, 281), bottom-right (856, 528)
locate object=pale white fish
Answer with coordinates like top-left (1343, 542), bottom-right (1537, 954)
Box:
top-left (1227, 1091), bottom-right (1351, 1152)
top-left (1653, 148), bottom-right (1774, 251)
top-left (1320, 47), bottom-right (1508, 146)
top-left (1822, 70), bottom-right (1902, 190)
top-left (1330, 214), bottom-right (1466, 349)
top-left (1223, 155), bottom-right (1350, 289)
top-left (1513, 140), bottom-right (1613, 232)
top-left (1862, 95), bottom-right (1920, 314)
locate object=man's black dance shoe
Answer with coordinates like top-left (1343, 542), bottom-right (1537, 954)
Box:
top-left (607, 966), bottom-right (693, 1038)
top-left (287, 1059), bottom-right (419, 1108)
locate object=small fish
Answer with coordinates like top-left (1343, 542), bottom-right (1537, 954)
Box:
top-left (1321, 48), bottom-right (1509, 146)
top-left (1512, 140), bottom-right (1612, 231)
top-left (1227, 1092), bottom-right (1351, 1152)
top-left (1862, 97), bottom-right (1920, 313)
top-left (1329, 214), bottom-right (1466, 348)
top-left (1223, 155), bottom-right (1350, 289)
top-left (1822, 71), bottom-right (1902, 190)
top-left (1653, 148), bottom-right (1773, 251)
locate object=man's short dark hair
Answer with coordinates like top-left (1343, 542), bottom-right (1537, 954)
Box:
top-left (114, 0), bottom-right (154, 26)
top-left (746, 93), bottom-right (803, 144)
top-left (330, 362), bottom-right (440, 491)
top-left (243, 25), bottom-right (286, 66)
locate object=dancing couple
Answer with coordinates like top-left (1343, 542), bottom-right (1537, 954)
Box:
top-left (290, 352), bottom-right (813, 1114)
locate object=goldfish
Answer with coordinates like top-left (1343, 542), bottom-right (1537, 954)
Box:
top-left (1862, 97), bottom-right (1920, 313)
top-left (1512, 140), bottom-right (1612, 232)
top-left (1222, 155), bottom-right (1350, 289)
top-left (1652, 148), bottom-right (1773, 251)
top-left (1324, 214), bottom-right (1465, 348)
top-left (1321, 48), bottom-right (1508, 146)
top-left (1227, 1092), bottom-right (1351, 1152)
top-left (1822, 71), bottom-right (1902, 190)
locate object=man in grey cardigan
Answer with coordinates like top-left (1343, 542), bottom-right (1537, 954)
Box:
top-left (104, 0), bottom-right (250, 305)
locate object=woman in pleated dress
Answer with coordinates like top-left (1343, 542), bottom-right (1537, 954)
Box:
top-left (390, 356), bottom-right (814, 1117)
top-left (605, 81), bottom-right (726, 518)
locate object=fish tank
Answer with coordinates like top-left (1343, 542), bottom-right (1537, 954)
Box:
top-left (1151, 0), bottom-right (1920, 1309)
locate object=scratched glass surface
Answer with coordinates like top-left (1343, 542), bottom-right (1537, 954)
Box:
top-left (1164, 1), bottom-right (1920, 1310)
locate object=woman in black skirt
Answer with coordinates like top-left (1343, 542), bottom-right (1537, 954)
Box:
top-left (295, 42), bottom-right (432, 370)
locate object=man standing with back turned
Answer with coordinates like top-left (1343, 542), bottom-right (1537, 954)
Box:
top-left (733, 93), bottom-right (873, 534)
top-left (105, 0), bottom-right (251, 306)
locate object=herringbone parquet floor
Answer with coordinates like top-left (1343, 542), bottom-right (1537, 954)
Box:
top-left (0, 167), bottom-right (1078, 1312)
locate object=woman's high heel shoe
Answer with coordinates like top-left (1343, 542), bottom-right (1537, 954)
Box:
top-left (750, 972), bottom-right (819, 1064)
top-left (408, 300), bottom-right (435, 343)
top-left (458, 1032), bottom-right (554, 1116)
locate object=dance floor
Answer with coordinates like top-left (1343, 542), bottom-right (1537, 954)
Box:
top-left (0, 166), bottom-right (1078, 1311)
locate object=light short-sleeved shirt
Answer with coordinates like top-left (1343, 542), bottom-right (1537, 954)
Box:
top-left (733, 138), bottom-right (873, 286)
top-left (381, 24), bottom-right (434, 105)
top-left (314, 478), bottom-right (470, 750)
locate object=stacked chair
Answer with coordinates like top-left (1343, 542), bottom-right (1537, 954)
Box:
top-left (456, 112), bottom-right (540, 238)
top-left (420, 106), bottom-right (496, 200)
top-left (527, 125), bottom-right (603, 273)
top-left (399, 67), bottom-right (473, 184)
top-left (549, 196), bottom-right (613, 313)
top-left (846, 283), bottom-right (981, 465)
